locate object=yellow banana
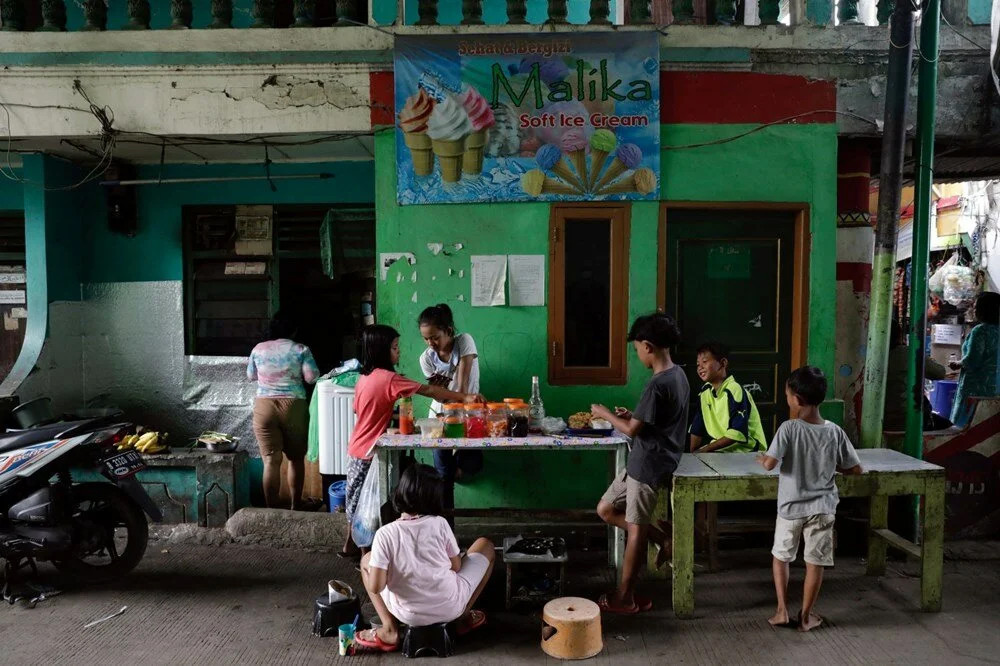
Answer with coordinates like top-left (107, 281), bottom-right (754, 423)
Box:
top-left (134, 432), bottom-right (156, 451)
top-left (143, 444), bottom-right (167, 455)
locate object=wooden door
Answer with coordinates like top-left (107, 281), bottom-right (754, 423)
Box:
top-left (663, 209), bottom-right (798, 438)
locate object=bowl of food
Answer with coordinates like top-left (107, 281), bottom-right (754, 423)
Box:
top-left (566, 412), bottom-right (614, 437)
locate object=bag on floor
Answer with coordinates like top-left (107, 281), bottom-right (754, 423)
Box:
top-left (351, 456), bottom-right (381, 548)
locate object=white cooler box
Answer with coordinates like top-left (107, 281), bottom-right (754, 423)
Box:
top-left (317, 381), bottom-right (356, 475)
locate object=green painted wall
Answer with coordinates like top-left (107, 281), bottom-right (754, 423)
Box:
top-left (374, 121), bottom-right (838, 509)
top-left (85, 161), bottom-right (375, 284)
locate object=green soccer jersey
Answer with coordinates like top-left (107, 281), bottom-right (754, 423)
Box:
top-left (690, 375), bottom-right (767, 453)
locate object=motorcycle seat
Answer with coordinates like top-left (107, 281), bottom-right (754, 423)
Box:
top-left (0, 421), bottom-right (91, 455)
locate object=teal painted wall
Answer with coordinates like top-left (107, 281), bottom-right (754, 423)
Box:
top-left (374, 121), bottom-right (838, 509)
top-left (0, 178), bottom-right (22, 212)
top-left (968, 0), bottom-right (991, 24)
top-left (85, 161), bottom-right (375, 284)
top-left (378, 0), bottom-right (617, 24)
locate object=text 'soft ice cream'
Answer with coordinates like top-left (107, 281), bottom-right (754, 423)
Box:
top-left (460, 86), bottom-right (496, 132)
top-left (399, 89), bottom-right (435, 134)
top-left (426, 95), bottom-right (472, 141)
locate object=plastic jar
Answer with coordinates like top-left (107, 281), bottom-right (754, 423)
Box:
top-left (486, 403), bottom-right (509, 438)
top-left (464, 403), bottom-right (487, 438)
top-left (442, 403), bottom-right (466, 438)
top-left (507, 402), bottom-right (530, 438)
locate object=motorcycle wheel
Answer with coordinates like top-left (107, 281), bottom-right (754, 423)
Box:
top-left (53, 482), bottom-right (149, 584)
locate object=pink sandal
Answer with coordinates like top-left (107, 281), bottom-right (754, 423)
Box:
top-left (354, 628), bottom-right (399, 653)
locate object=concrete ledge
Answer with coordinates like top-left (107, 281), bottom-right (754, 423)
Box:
top-left (225, 508), bottom-right (349, 550)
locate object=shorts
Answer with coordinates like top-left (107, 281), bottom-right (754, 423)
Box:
top-left (252, 397), bottom-right (308, 460)
top-left (380, 552), bottom-right (491, 626)
top-left (600, 470), bottom-right (660, 526)
top-left (771, 514), bottom-right (836, 567)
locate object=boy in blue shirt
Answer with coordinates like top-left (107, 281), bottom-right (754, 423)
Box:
top-left (689, 342), bottom-right (767, 453)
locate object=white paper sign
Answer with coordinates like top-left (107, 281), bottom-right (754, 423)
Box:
top-left (470, 255), bottom-right (507, 307)
top-left (0, 273), bottom-right (25, 284)
top-left (932, 324), bottom-right (963, 345)
top-left (224, 262), bottom-right (246, 275)
top-left (0, 290), bottom-right (25, 304)
top-left (508, 255), bottom-right (545, 307)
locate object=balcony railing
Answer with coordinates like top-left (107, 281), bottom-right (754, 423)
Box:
top-left (0, 0), bottom-right (989, 31)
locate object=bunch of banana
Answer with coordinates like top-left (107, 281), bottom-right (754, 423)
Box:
top-left (127, 431), bottom-right (170, 455)
top-left (116, 434), bottom-right (141, 451)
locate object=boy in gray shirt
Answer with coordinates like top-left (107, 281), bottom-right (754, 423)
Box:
top-left (757, 366), bottom-right (862, 632)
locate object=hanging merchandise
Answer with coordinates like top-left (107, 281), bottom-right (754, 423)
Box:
top-left (928, 253), bottom-right (959, 298)
top-left (941, 262), bottom-right (979, 308)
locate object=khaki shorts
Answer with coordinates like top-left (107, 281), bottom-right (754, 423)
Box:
top-left (253, 397), bottom-right (308, 460)
top-left (601, 470), bottom-right (660, 525)
top-left (772, 514), bottom-right (836, 567)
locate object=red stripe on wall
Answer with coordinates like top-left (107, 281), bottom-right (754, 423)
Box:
top-left (660, 72), bottom-right (836, 125)
top-left (925, 412), bottom-right (1000, 464)
top-left (370, 71), bottom-right (395, 127)
top-left (371, 71), bottom-right (837, 128)
top-left (836, 262), bottom-right (872, 293)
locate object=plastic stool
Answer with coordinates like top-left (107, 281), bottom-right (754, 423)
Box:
top-left (312, 593), bottom-right (363, 638)
top-left (401, 622), bottom-right (455, 658)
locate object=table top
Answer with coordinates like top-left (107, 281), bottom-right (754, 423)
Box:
top-left (675, 449), bottom-right (943, 479)
top-left (376, 434), bottom-right (628, 450)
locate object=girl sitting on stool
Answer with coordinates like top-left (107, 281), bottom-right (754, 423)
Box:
top-left (355, 464), bottom-right (494, 653)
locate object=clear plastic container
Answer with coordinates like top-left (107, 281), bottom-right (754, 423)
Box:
top-left (464, 403), bottom-right (487, 438)
top-left (442, 403), bottom-right (466, 438)
top-left (507, 402), bottom-right (530, 438)
top-left (486, 403), bottom-right (509, 438)
top-left (417, 418), bottom-right (444, 439)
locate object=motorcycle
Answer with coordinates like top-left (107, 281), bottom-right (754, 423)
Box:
top-left (0, 412), bottom-right (162, 597)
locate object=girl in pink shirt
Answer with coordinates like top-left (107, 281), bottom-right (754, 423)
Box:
top-left (355, 464), bottom-right (495, 652)
top-left (342, 325), bottom-right (484, 559)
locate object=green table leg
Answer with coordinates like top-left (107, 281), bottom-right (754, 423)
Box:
top-left (646, 488), bottom-right (671, 580)
top-left (920, 477), bottom-right (945, 611)
top-left (672, 481), bottom-right (696, 618)
top-left (867, 494), bottom-right (888, 576)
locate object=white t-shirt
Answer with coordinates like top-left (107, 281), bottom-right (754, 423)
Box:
top-left (418, 333), bottom-right (480, 416)
top-left (369, 515), bottom-right (462, 626)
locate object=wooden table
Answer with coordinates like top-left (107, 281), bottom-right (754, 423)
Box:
top-left (375, 434), bottom-right (629, 573)
top-left (664, 449), bottom-right (946, 618)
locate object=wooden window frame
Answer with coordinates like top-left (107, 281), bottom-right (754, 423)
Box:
top-left (548, 203), bottom-right (631, 386)
top-left (656, 201), bottom-right (811, 372)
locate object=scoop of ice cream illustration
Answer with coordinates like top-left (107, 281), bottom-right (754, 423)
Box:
top-left (519, 135), bottom-right (542, 156)
top-left (459, 85), bottom-right (496, 176)
top-left (521, 168), bottom-right (581, 196)
top-left (560, 129), bottom-right (589, 191)
top-left (536, 143), bottom-right (585, 192)
top-left (399, 89), bottom-right (436, 177)
top-left (587, 129), bottom-right (617, 189)
top-left (599, 167), bottom-right (657, 195)
top-left (593, 143), bottom-right (642, 192)
top-left (510, 55), bottom-right (570, 85)
top-left (485, 104), bottom-right (520, 159)
top-left (426, 94), bottom-right (473, 183)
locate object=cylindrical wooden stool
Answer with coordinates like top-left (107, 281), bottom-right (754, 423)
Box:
top-left (540, 597), bottom-right (602, 660)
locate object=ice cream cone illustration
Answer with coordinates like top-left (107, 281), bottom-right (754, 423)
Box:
top-left (593, 143), bottom-right (643, 192)
top-left (427, 94), bottom-right (472, 183)
top-left (398, 89), bottom-right (435, 177)
top-left (598, 167), bottom-right (658, 195)
top-left (521, 169), bottom-right (583, 196)
top-left (560, 129), bottom-right (589, 189)
top-left (459, 85), bottom-right (496, 175)
top-left (587, 129), bottom-right (617, 190)
top-left (536, 144), bottom-right (585, 192)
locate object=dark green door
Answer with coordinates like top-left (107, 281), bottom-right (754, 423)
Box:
top-left (665, 209), bottom-right (797, 439)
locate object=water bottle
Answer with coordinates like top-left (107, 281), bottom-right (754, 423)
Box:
top-left (528, 376), bottom-right (545, 433)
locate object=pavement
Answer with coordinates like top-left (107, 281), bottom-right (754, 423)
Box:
top-left (1, 524), bottom-right (999, 665)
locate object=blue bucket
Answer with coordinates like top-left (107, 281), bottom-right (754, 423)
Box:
top-left (930, 379), bottom-right (959, 417)
top-left (328, 480), bottom-right (347, 512)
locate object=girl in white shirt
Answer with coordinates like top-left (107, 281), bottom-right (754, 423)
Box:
top-left (417, 304), bottom-right (483, 513)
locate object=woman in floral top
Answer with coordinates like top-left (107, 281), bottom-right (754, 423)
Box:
top-left (248, 312), bottom-right (320, 510)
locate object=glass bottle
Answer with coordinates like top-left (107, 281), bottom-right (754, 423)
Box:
top-left (398, 397), bottom-right (414, 435)
top-left (528, 375), bottom-right (545, 433)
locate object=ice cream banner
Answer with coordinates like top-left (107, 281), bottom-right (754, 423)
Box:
top-left (394, 33), bottom-right (660, 205)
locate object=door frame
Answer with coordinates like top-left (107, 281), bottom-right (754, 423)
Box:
top-left (656, 201), bottom-right (811, 373)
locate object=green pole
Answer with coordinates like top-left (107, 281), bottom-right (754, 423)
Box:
top-left (905, 0), bottom-right (941, 539)
top-left (860, 0), bottom-right (917, 449)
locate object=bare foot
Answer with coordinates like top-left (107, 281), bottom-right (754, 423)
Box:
top-left (768, 608), bottom-right (791, 627)
top-left (798, 612), bottom-right (823, 632)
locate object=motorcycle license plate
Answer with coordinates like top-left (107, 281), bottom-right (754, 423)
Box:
top-left (103, 450), bottom-right (146, 479)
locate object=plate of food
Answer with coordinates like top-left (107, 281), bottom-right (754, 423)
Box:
top-left (566, 412), bottom-right (614, 437)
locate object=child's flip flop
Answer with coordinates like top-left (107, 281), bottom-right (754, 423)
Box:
top-left (456, 609), bottom-right (487, 636)
top-left (597, 593), bottom-right (640, 615)
top-left (354, 629), bottom-right (399, 653)
top-left (634, 595), bottom-right (654, 612)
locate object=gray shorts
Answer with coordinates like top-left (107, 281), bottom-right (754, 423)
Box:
top-left (601, 470), bottom-right (660, 525)
top-left (772, 514), bottom-right (836, 567)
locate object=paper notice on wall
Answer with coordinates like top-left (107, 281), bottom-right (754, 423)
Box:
top-left (508, 255), bottom-right (545, 307)
top-left (0, 290), bottom-right (26, 305)
top-left (0, 273), bottom-right (25, 284)
top-left (224, 262), bottom-right (246, 275)
top-left (932, 324), bottom-right (963, 345)
top-left (471, 255), bottom-right (507, 307)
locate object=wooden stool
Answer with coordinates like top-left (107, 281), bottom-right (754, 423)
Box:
top-left (540, 597), bottom-right (602, 660)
